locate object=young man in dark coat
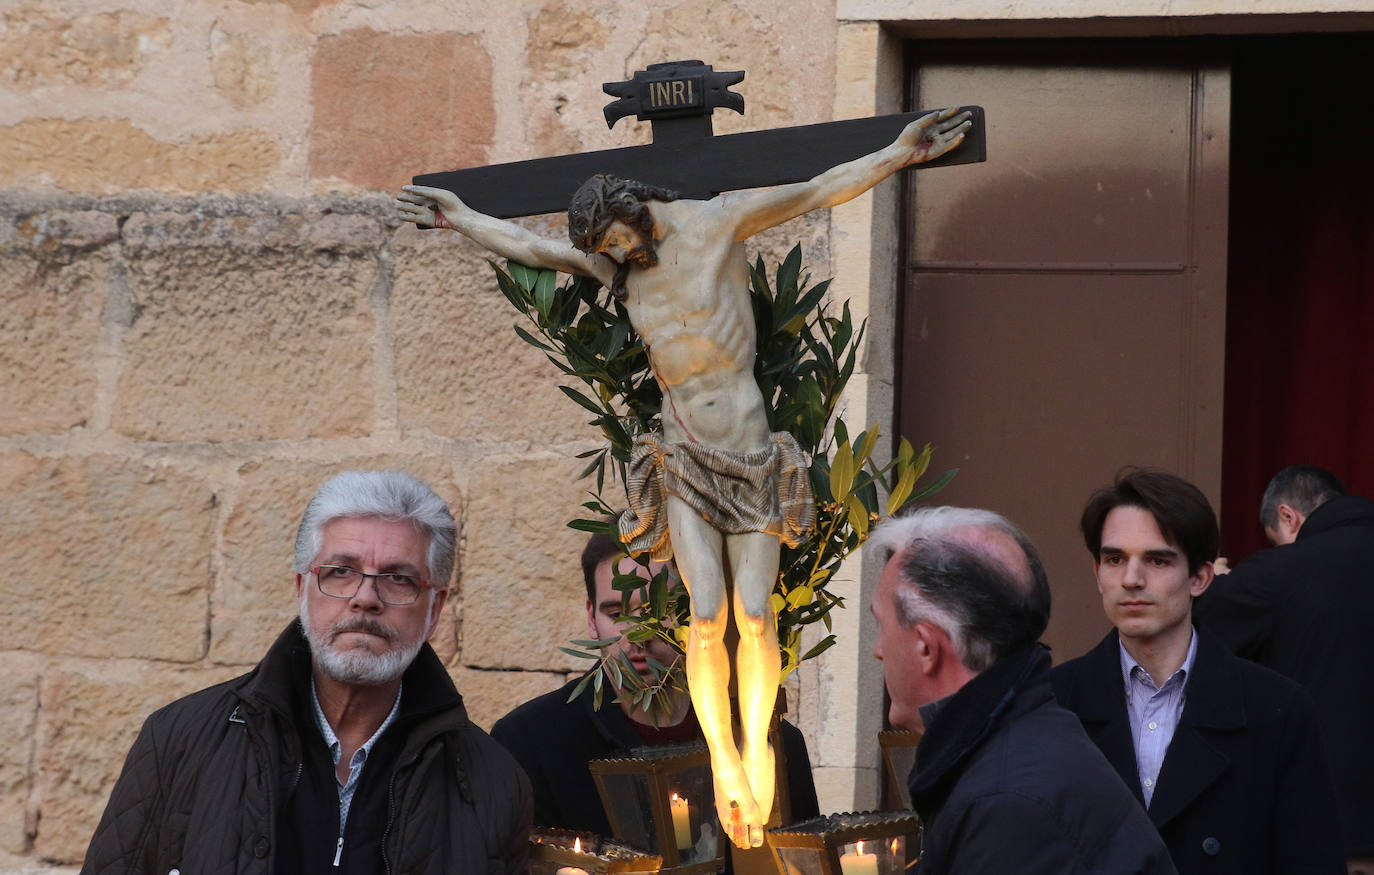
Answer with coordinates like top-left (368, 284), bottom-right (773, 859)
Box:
top-left (492, 532), bottom-right (819, 848)
top-left (1053, 469), bottom-right (1344, 875)
top-left (867, 506), bottom-right (1176, 874)
top-left (81, 471), bottom-right (532, 875)
top-left (1195, 465), bottom-right (1374, 872)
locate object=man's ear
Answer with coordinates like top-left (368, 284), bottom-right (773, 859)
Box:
top-left (1278, 504), bottom-right (1306, 540)
top-left (912, 622), bottom-right (944, 676)
top-left (425, 587), bottom-right (449, 639)
top-left (1189, 561), bottom-right (1215, 599)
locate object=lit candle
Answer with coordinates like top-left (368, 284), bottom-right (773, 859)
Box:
top-left (839, 840), bottom-right (878, 875)
top-left (555, 837), bottom-right (591, 875)
top-left (670, 793), bottom-right (692, 849)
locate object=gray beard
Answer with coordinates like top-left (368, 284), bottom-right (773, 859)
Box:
top-left (299, 593), bottom-right (426, 686)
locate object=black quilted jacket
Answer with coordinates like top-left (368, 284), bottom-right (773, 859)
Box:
top-left (79, 621), bottom-right (531, 875)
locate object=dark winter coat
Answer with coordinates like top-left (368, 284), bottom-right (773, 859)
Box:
top-left (908, 644), bottom-right (1176, 875)
top-left (1195, 494), bottom-right (1374, 857)
top-left (80, 621), bottom-right (531, 875)
top-left (1052, 629), bottom-right (1344, 874)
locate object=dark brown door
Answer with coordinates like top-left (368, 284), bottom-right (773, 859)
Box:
top-left (897, 40), bottom-right (1231, 661)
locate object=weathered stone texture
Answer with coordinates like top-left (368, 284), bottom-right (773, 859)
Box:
top-left (34, 660), bottom-right (239, 864)
top-left (459, 453), bottom-right (589, 671)
top-left (0, 654), bottom-right (40, 855)
top-left (310, 30), bottom-right (493, 190)
top-left (523, 1), bottom-right (613, 156)
top-left (389, 225), bottom-right (591, 445)
top-left (0, 212), bottom-right (117, 435)
top-left (113, 212), bottom-right (379, 441)
top-left (0, 120), bottom-right (281, 195)
top-left (449, 667), bottom-right (565, 732)
top-left (214, 456), bottom-right (462, 665)
top-left (210, 21), bottom-right (278, 111)
top-left (0, 5), bottom-right (172, 89)
top-left (0, 454), bottom-right (215, 662)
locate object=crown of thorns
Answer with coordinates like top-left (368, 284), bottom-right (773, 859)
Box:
top-left (567, 174), bottom-right (680, 252)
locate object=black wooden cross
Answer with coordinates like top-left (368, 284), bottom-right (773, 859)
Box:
top-left (412, 59), bottom-right (986, 219)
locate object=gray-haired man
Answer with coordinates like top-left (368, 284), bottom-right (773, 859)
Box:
top-left (867, 506), bottom-right (1175, 874)
top-left (82, 470), bottom-right (531, 875)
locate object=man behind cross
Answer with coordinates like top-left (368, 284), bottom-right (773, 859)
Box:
top-left (396, 106), bottom-right (971, 846)
top-left (1053, 469), bottom-right (1343, 874)
top-left (490, 531), bottom-right (818, 845)
top-left (1195, 465), bottom-right (1374, 871)
top-left (867, 506), bottom-right (1176, 874)
top-left (81, 470), bottom-right (531, 875)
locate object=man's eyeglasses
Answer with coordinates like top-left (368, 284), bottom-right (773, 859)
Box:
top-left (311, 565), bottom-right (433, 606)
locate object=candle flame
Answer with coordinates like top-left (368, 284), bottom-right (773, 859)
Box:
top-left (574, 837), bottom-right (582, 853)
top-left (891, 837), bottom-right (899, 855)
top-left (856, 840), bottom-right (865, 855)
top-left (671, 792), bottom-right (681, 801)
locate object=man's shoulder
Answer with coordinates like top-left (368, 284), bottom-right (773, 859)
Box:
top-left (1048, 634), bottom-right (1116, 706)
top-left (491, 679), bottom-right (586, 742)
top-left (143, 670), bottom-right (255, 735)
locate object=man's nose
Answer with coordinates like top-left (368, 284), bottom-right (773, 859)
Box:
top-left (1123, 558), bottom-right (1145, 586)
top-left (349, 576), bottom-right (386, 611)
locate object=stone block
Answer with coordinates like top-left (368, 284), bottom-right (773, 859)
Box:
top-left (459, 452), bottom-right (590, 671)
top-left (210, 20), bottom-right (278, 111)
top-left (389, 225), bottom-right (593, 445)
top-left (0, 212), bottom-right (117, 435)
top-left (0, 4), bottom-right (171, 90)
top-left (0, 654), bottom-right (40, 855)
top-left (450, 667), bottom-right (565, 732)
top-left (112, 212), bottom-right (379, 441)
top-left (522, 1), bottom-right (613, 156)
top-left (0, 120), bottom-right (280, 195)
top-left (0, 454), bottom-right (214, 662)
top-left (34, 660), bottom-right (240, 864)
top-left (310, 29), bottom-right (493, 191)
top-left (213, 456), bottom-right (462, 665)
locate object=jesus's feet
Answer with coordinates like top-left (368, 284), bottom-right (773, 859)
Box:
top-left (713, 772), bottom-right (763, 849)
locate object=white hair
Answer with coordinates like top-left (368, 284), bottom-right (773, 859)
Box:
top-left (294, 470), bottom-right (457, 589)
top-left (868, 506), bottom-right (1046, 672)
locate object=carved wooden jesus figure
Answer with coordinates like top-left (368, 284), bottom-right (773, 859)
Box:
top-left (396, 107), bottom-right (972, 848)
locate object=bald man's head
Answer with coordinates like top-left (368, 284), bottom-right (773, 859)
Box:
top-left (868, 507), bottom-right (1050, 673)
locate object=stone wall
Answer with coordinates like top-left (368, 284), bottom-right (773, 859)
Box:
top-left (0, 1), bottom-right (837, 868)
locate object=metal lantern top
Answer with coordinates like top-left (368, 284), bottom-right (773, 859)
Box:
top-left (530, 827), bottom-right (663, 875)
top-left (767, 810), bottom-right (922, 875)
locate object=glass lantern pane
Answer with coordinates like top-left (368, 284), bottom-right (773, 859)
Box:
top-left (667, 760), bottom-right (718, 865)
top-left (776, 846), bottom-right (825, 875)
top-left (598, 772), bottom-right (659, 852)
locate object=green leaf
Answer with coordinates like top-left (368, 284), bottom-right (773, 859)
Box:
top-left (911, 467), bottom-right (958, 501)
top-left (567, 518), bottom-right (614, 534)
top-left (567, 671), bottom-right (594, 703)
top-left (801, 634), bottom-right (837, 661)
top-left (570, 636), bottom-right (621, 648)
top-left (853, 424), bottom-right (880, 469)
top-left (512, 324), bottom-right (555, 352)
top-left (910, 441), bottom-right (932, 483)
top-left (558, 647), bottom-right (602, 660)
top-left (559, 385), bottom-right (606, 416)
top-left (887, 461), bottom-right (919, 515)
top-left (847, 494), bottom-right (870, 537)
top-left (508, 261), bottom-right (539, 291)
top-left (829, 441), bottom-right (855, 501)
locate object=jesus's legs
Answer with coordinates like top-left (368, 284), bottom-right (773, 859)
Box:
top-left (726, 529), bottom-right (781, 847)
top-left (666, 496), bottom-right (761, 848)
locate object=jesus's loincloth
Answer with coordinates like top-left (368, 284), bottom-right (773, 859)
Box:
top-left (618, 431), bottom-right (816, 561)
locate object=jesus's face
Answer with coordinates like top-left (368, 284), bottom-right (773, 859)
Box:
top-left (595, 220), bottom-right (657, 268)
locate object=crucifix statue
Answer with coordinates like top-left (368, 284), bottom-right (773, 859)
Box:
top-left (395, 61), bottom-right (982, 849)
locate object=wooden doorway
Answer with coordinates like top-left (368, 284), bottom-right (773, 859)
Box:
top-left (895, 39), bottom-right (1231, 662)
